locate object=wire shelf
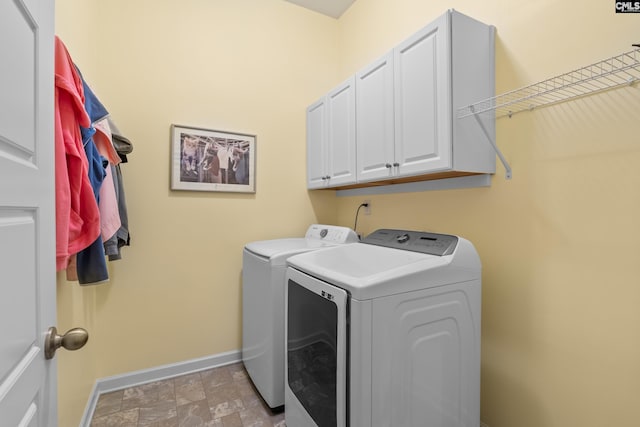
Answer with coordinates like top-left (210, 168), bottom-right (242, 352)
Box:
top-left (458, 48), bottom-right (640, 119)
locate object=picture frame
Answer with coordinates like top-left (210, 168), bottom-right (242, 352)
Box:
top-left (170, 125), bottom-right (256, 193)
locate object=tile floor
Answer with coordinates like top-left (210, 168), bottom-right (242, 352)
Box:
top-left (90, 362), bottom-right (286, 427)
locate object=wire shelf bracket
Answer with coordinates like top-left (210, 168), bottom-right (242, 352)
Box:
top-left (470, 107), bottom-right (513, 179)
top-left (458, 47), bottom-right (640, 179)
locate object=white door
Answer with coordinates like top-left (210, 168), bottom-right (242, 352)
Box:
top-left (0, 0), bottom-right (58, 426)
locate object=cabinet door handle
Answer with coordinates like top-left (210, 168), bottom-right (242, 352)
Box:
top-left (393, 162), bottom-right (400, 167)
top-left (385, 163), bottom-right (392, 168)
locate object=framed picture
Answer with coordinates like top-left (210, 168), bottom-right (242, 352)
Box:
top-left (170, 125), bottom-right (256, 193)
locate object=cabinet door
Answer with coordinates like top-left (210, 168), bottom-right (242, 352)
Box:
top-left (356, 52), bottom-right (395, 183)
top-left (327, 77), bottom-right (356, 187)
top-left (306, 98), bottom-right (327, 189)
top-left (394, 12), bottom-right (451, 176)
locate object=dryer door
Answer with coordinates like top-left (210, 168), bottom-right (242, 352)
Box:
top-left (285, 267), bottom-right (348, 427)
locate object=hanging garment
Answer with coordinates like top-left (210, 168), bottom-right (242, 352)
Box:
top-left (87, 116), bottom-right (121, 242)
top-left (74, 130), bottom-right (108, 284)
top-left (54, 36), bottom-right (100, 271)
top-left (103, 117), bottom-right (133, 260)
top-left (74, 66), bottom-right (111, 285)
top-left (108, 117), bottom-right (133, 163)
top-left (93, 118), bottom-right (121, 166)
top-left (97, 150), bottom-right (121, 243)
top-left (104, 163), bottom-right (131, 260)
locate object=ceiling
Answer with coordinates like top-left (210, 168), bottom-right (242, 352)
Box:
top-left (284, 0), bottom-right (356, 19)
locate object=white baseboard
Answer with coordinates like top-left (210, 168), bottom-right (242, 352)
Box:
top-left (79, 349), bottom-right (241, 427)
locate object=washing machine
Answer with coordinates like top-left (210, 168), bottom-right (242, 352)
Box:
top-left (242, 224), bottom-right (358, 410)
top-left (285, 229), bottom-right (482, 427)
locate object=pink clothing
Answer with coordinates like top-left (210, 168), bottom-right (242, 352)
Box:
top-left (54, 36), bottom-right (101, 271)
top-left (93, 118), bottom-right (122, 241)
top-left (93, 118), bottom-right (121, 166)
top-left (99, 165), bottom-right (121, 242)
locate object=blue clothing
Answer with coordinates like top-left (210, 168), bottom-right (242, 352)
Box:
top-left (77, 66), bottom-right (109, 125)
top-left (76, 138), bottom-right (108, 285)
top-left (84, 138), bottom-right (107, 200)
top-left (76, 236), bottom-right (109, 284)
top-left (76, 66), bottom-right (110, 285)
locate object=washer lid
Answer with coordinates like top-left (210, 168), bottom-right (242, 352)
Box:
top-left (244, 224), bottom-right (358, 262)
top-left (287, 236), bottom-right (481, 300)
top-left (246, 238), bottom-right (319, 257)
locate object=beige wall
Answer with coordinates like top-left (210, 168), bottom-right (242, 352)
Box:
top-left (55, 0), bottom-right (640, 426)
top-left (336, 1), bottom-right (640, 427)
top-left (55, 0), bottom-right (339, 425)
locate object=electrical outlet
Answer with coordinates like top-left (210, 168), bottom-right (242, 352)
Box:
top-left (363, 200), bottom-right (371, 215)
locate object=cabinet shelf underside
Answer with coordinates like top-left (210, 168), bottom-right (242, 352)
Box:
top-left (317, 171), bottom-right (483, 190)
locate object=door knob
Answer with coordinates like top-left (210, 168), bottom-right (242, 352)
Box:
top-left (44, 326), bottom-right (89, 359)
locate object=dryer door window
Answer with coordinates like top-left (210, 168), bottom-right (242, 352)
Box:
top-left (286, 272), bottom-right (348, 427)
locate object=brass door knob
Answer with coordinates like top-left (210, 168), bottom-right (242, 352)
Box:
top-left (44, 326), bottom-right (89, 359)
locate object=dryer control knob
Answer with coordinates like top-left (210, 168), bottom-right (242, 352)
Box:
top-left (396, 233), bottom-right (410, 244)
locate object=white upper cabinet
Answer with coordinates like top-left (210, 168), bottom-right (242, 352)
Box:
top-left (307, 77), bottom-right (357, 189)
top-left (356, 15), bottom-right (449, 184)
top-left (309, 9), bottom-right (495, 189)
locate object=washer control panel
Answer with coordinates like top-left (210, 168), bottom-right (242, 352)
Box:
top-left (362, 229), bottom-right (458, 256)
top-left (305, 224), bottom-right (359, 244)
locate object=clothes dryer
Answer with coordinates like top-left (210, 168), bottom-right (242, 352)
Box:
top-left (285, 229), bottom-right (482, 427)
top-left (242, 224), bottom-right (358, 409)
